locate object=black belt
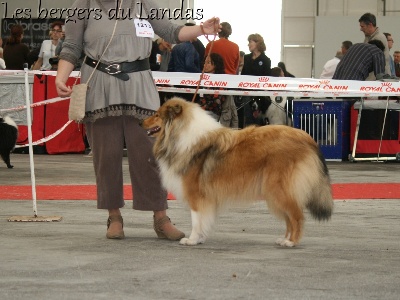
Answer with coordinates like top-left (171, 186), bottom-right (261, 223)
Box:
top-left (85, 57), bottom-right (150, 81)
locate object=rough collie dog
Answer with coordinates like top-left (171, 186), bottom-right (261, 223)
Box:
top-left (142, 98), bottom-right (333, 247)
top-left (0, 115), bottom-right (18, 168)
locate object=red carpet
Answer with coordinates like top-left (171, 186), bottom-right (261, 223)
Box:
top-left (0, 183), bottom-right (399, 200)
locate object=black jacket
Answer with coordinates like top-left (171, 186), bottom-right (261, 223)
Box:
top-left (241, 52), bottom-right (271, 76)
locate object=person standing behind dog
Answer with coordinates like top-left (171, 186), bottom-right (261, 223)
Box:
top-left (3, 24), bottom-right (29, 70)
top-left (240, 33), bottom-right (271, 127)
top-left (56, 0), bottom-right (220, 240)
top-left (205, 22), bottom-right (239, 75)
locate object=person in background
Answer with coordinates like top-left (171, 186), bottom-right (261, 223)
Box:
top-left (394, 50), bottom-right (400, 77)
top-left (241, 33), bottom-right (271, 127)
top-left (320, 41), bottom-right (353, 79)
top-left (320, 51), bottom-right (343, 79)
top-left (358, 12), bottom-right (391, 78)
top-left (167, 40), bottom-right (200, 73)
top-left (333, 40), bottom-right (386, 81)
top-left (205, 21), bottom-right (239, 75)
top-left (233, 50), bottom-right (245, 126)
top-left (197, 53), bottom-right (238, 128)
top-left (341, 40), bottom-right (353, 56)
top-left (383, 32), bottom-right (396, 76)
top-left (197, 53), bottom-right (226, 119)
top-left (238, 50), bottom-right (245, 74)
top-left (278, 61), bottom-right (295, 77)
top-left (3, 24), bottom-right (29, 70)
top-left (271, 66), bottom-right (284, 77)
top-left (185, 22), bottom-right (206, 68)
top-left (150, 37), bottom-right (172, 105)
top-left (56, 0), bottom-right (220, 241)
top-left (32, 21), bottom-right (64, 70)
top-left (150, 38), bottom-right (172, 72)
top-left (0, 48), bottom-right (6, 69)
top-left (167, 24), bottom-right (202, 102)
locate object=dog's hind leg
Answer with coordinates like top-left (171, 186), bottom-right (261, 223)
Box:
top-left (179, 207), bottom-right (216, 246)
top-left (276, 206), bottom-right (304, 247)
top-left (1, 153), bottom-right (13, 169)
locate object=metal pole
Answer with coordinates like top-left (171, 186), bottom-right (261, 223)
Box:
top-left (351, 98), bottom-right (364, 159)
top-left (24, 65), bottom-right (38, 217)
top-left (377, 96), bottom-right (390, 161)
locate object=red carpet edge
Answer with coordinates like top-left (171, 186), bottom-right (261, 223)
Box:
top-left (0, 183), bottom-right (400, 200)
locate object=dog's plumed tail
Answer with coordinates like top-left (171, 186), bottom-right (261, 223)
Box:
top-left (304, 150), bottom-right (333, 221)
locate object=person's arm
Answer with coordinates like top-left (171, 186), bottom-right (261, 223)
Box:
top-left (0, 58), bottom-right (6, 69)
top-left (55, 0), bottom-right (86, 97)
top-left (32, 57), bottom-right (43, 70)
top-left (178, 18), bottom-right (220, 42)
top-left (55, 60), bottom-right (75, 97)
top-left (32, 42), bottom-right (45, 70)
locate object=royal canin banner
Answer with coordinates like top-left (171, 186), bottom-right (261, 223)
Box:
top-left (1, 70), bottom-right (399, 98)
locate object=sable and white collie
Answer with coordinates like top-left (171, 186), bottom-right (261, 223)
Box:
top-left (0, 115), bottom-right (18, 169)
top-left (142, 98), bottom-right (333, 247)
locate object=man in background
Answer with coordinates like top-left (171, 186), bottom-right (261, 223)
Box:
top-left (393, 50), bottom-right (400, 77)
top-left (383, 32), bottom-right (396, 76)
top-left (320, 40), bottom-right (352, 79)
top-left (333, 40), bottom-right (385, 81)
top-left (205, 22), bottom-right (239, 75)
top-left (358, 12), bottom-right (391, 78)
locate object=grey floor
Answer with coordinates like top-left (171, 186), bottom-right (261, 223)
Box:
top-left (0, 154), bottom-right (400, 300)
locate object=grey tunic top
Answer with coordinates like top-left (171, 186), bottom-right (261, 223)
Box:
top-left (60, 0), bottom-right (183, 122)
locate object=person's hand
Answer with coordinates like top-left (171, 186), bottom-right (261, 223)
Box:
top-left (55, 79), bottom-right (72, 97)
top-left (201, 17), bottom-right (221, 35)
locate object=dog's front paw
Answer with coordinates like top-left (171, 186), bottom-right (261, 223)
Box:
top-left (179, 237), bottom-right (202, 246)
top-left (7, 165), bottom-right (14, 169)
top-left (275, 238), bottom-right (295, 247)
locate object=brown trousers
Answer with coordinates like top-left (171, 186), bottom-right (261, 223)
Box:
top-left (85, 116), bottom-right (168, 211)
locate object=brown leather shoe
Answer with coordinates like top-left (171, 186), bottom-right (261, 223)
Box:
top-left (153, 216), bottom-right (185, 241)
top-left (106, 215), bottom-right (125, 239)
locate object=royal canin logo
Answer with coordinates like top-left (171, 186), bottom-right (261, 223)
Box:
top-left (258, 77), bottom-right (270, 82)
top-left (381, 82), bottom-right (392, 87)
top-left (273, 92), bottom-right (279, 96)
top-left (319, 80), bottom-right (330, 85)
top-left (201, 74), bottom-right (210, 80)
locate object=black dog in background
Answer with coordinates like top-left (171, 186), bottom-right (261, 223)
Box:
top-left (0, 115), bottom-right (18, 168)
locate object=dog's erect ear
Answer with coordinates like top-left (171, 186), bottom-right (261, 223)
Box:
top-left (167, 104), bottom-right (182, 120)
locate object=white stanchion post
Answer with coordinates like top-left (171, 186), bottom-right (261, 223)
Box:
top-left (8, 68), bottom-right (63, 222)
top-left (24, 65), bottom-right (38, 217)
